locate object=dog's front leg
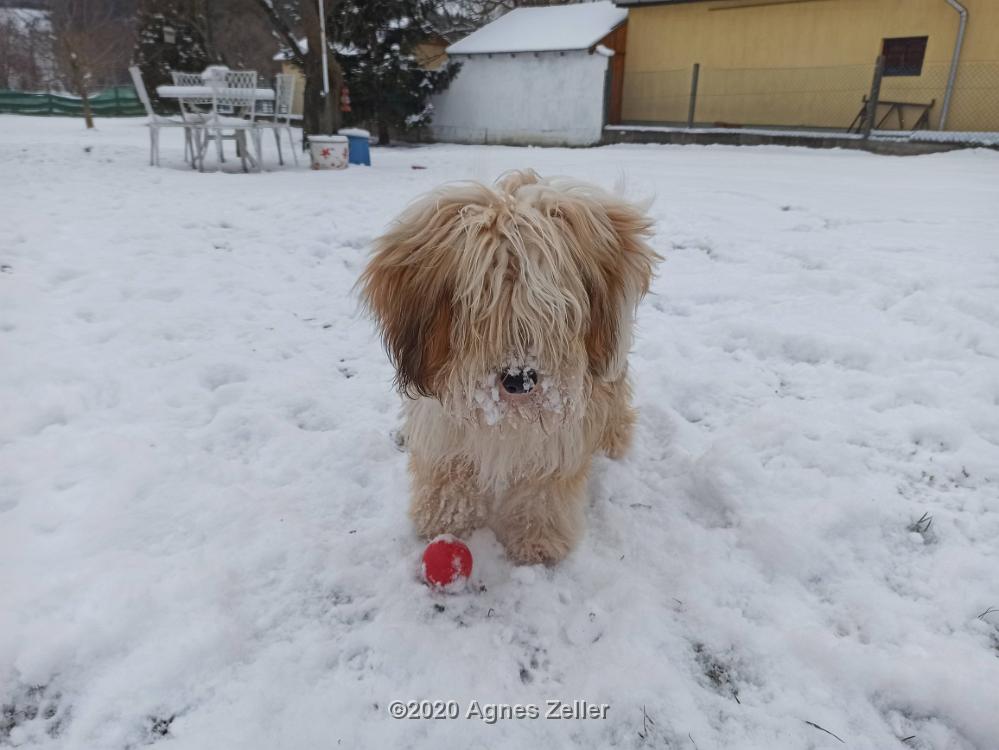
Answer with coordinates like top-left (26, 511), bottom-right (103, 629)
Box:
top-left (490, 465), bottom-right (589, 565)
top-left (597, 374), bottom-right (637, 460)
top-left (409, 454), bottom-right (488, 539)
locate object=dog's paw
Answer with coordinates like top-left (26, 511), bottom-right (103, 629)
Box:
top-left (412, 515), bottom-right (478, 541)
top-left (601, 407), bottom-right (636, 460)
top-left (502, 533), bottom-right (574, 566)
top-left (409, 457), bottom-right (488, 539)
top-left (410, 494), bottom-right (485, 540)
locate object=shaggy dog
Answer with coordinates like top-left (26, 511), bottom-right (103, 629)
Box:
top-left (360, 170), bottom-right (659, 564)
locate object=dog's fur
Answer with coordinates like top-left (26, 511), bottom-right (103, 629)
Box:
top-left (360, 170), bottom-right (659, 564)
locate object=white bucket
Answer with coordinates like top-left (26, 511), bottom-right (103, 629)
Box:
top-left (307, 135), bottom-right (348, 170)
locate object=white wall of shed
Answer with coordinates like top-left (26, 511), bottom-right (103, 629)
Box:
top-left (428, 50), bottom-right (610, 147)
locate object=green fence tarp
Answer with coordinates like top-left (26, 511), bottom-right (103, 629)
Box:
top-left (0, 86), bottom-right (145, 117)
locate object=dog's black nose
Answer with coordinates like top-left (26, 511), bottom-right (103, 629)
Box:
top-left (500, 369), bottom-right (538, 395)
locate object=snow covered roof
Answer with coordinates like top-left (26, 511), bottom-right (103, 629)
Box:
top-left (447, 1), bottom-right (627, 55)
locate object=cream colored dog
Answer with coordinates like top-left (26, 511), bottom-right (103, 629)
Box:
top-left (360, 170), bottom-right (659, 564)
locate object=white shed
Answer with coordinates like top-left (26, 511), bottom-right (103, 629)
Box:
top-left (429, 2), bottom-right (628, 147)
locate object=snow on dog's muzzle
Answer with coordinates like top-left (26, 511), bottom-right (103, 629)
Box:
top-left (500, 368), bottom-right (538, 395)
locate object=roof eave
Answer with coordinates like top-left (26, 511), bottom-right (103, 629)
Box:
top-left (447, 47), bottom-right (588, 55)
top-left (447, 19), bottom-right (627, 57)
top-left (615, 0), bottom-right (710, 6)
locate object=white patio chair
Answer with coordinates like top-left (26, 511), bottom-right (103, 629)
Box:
top-left (255, 73), bottom-right (298, 166)
top-left (129, 65), bottom-right (194, 167)
top-left (196, 70), bottom-right (262, 172)
top-left (170, 71), bottom-right (212, 166)
top-left (171, 71), bottom-right (213, 114)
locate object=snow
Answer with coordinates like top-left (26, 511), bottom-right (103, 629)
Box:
top-left (606, 123), bottom-right (865, 140)
top-left (2, 115), bottom-right (999, 750)
top-left (447, 1), bottom-right (627, 55)
top-left (273, 37), bottom-right (360, 61)
top-left (338, 128), bottom-right (371, 138)
top-left (155, 86), bottom-right (277, 101)
top-left (273, 38), bottom-right (307, 61)
top-left (607, 123), bottom-right (999, 147)
top-left (305, 134), bottom-right (347, 142)
top-left (912, 130), bottom-right (999, 146)
top-left (0, 7), bottom-right (49, 31)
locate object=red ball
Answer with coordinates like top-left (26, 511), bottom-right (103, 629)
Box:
top-left (422, 535), bottom-right (473, 589)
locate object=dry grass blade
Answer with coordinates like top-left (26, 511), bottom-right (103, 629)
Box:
top-left (804, 720), bottom-right (845, 743)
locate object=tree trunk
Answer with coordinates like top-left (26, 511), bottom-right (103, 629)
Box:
top-left (302, 26), bottom-right (342, 140)
top-left (302, 54), bottom-right (334, 138)
top-left (67, 51), bottom-right (94, 129)
top-left (198, 0), bottom-right (219, 63)
top-left (377, 119), bottom-right (390, 146)
top-left (80, 85), bottom-right (94, 129)
top-left (252, 0), bottom-right (343, 143)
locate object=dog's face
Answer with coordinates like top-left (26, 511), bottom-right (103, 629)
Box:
top-left (360, 170), bottom-right (658, 424)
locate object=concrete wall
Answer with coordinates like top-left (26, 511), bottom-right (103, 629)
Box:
top-left (622, 0), bottom-right (999, 132)
top-left (429, 50), bottom-right (611, 146)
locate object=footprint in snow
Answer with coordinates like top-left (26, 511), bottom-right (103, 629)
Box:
top-left (198, 364), bottom-right (248, 391)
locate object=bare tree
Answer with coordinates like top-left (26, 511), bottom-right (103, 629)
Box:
top-left (202, 0), bottom-right (279, 78)
top-left (442, 0), bottom-right (581, 36)
top-left (50, 0), bottom-right (135, 128)
top-left (253, 0), bottom-right (344, 138)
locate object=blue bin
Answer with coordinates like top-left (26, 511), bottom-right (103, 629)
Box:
top-left (339, 129), bottom-right (371, 166)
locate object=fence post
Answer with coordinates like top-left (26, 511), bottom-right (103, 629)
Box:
top-left (48, 93), bottom-right (54, 116)
top-left (863, 55), bottom-right (885, 139)
top-left (114, 86), bottom-right (120, 116)
top-left (687, 62), bottom-right (700, 128)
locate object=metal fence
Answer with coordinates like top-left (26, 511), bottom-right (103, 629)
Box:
top-left (0, 86), bottom-right (145, 117)
top-left (620, 59), bottom-right (999, 134)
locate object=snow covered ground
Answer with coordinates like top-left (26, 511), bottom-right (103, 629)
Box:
top-left (2, 116), bottom-right (998, 750)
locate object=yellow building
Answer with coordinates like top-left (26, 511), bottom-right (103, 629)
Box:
top-left (616, 0), bottom-right (999, 131)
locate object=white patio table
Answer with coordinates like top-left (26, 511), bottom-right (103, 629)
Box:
top-left (156, 84), bottom-right (276, 171)
top-left (155, 85), bottom-right (276, 103)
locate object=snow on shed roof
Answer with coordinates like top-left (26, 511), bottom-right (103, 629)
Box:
top-left (447, 1), bottom-right (627, 55)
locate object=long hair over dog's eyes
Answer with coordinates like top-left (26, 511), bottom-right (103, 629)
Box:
top-left (358, 171), bottom-right (660, 396)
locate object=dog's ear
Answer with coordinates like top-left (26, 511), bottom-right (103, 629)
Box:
top-left (583, 197), bottom-right (659, 381)
top-left (359, 202), bottom-right (458, 398)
